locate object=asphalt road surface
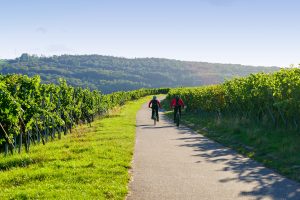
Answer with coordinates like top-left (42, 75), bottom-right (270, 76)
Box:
top-left (127, 103), bottom-right (300, 200)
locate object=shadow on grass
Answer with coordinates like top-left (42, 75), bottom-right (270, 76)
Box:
top-left (174, 125), bottom-right (300, 200)
top-left (106, 114), bottom-right (121, 118)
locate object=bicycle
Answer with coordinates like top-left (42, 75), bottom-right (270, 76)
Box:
top-left (151, 107), bottom-right (158, 126)
top-left (174, 107), bottom-right (180, 127)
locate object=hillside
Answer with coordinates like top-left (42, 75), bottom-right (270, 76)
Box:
top-left (0, 54), bottom-right (279, 93)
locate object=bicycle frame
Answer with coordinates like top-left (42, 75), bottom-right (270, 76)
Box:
top-left (151, 107), bottom-right (158, 126)
top-left (174, 106), bottom-right (181, 127)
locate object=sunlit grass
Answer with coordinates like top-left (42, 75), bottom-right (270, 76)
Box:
top-left (0, 97), bottom-right (149, 200)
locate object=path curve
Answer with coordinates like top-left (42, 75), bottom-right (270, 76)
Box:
top-left (127, 102), bottom-right (300, 200)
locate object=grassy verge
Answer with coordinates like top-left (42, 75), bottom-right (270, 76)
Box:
top-left (0, 97), bottom-right (149, 200)
top-left (163, 101), bottom-right (300, 183)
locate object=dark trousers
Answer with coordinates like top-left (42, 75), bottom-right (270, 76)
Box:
top-left (174, 106), bottom-right (181, 121)
top-left (152, 107), bottom-right (159, 121)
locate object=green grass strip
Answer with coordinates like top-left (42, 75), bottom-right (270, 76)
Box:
top-left (0, 97), bottom-right (149, 200)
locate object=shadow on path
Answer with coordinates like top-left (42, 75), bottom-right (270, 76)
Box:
top-left (175, 124), bottom-right (300, 200)
top-left (136, 124), bottom-right (175, 129)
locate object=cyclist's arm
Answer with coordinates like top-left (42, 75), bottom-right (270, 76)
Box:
top-left (148, 100), bottom-right (152, 108)
top-left (157, 100), bottom-right (162, 108)
top-left (180, 99), bottom-right (185, 108)
top-left (170, 99), bottom-right (175, 108)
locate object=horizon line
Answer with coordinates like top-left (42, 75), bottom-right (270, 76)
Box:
top-left (1, 53), bottom-right (280, 68)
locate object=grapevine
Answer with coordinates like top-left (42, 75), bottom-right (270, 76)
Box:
top-left (0, 74), bottom-right (169, 155)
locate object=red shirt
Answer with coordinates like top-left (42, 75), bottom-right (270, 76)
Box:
top-left (170, 98), bottom-right (185, 108)
top-left (148, 100), bottom-right (161, 108)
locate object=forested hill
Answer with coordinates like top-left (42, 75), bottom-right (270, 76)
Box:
top-left (0, 54), bottom-right (279, 93)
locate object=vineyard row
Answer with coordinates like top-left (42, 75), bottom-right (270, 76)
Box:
top-left (0, 74), bottom-right (169, 155)
top-left (167, 68), bottom-right (300, 130)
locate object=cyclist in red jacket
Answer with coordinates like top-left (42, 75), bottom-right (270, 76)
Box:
top-left (170, 95), bottom-right (185, 123)
top-left (148, 96), bottom-right (162, 121)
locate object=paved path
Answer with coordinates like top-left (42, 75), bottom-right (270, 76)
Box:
top-left (127, 103), bottom-right (300, 200)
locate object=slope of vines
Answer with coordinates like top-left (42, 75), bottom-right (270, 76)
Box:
top-left (0, 74), bottom-right (168, 155)
top-left (167, 68), bottom-right (300, 129)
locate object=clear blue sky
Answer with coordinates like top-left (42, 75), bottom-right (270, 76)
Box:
top-left (0, 0), bottom-right (299, 66)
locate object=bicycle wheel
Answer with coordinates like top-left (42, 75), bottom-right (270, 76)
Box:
top-left (153, 110), bottom-right (157, 126)
top-left (176, 111), bottom-right (180, 127)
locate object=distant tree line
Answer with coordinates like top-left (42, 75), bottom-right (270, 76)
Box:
top-left (0, 54), bottom-right (279, 93)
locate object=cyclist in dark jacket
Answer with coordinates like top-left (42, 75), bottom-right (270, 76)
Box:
top-left (148, 96), bottom-right (161, 121)
top-left (170, 95), bottom-right (185, 122)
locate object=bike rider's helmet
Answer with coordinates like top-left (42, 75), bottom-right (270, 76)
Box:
top-left (153, 96), bottom-right (157, 100)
